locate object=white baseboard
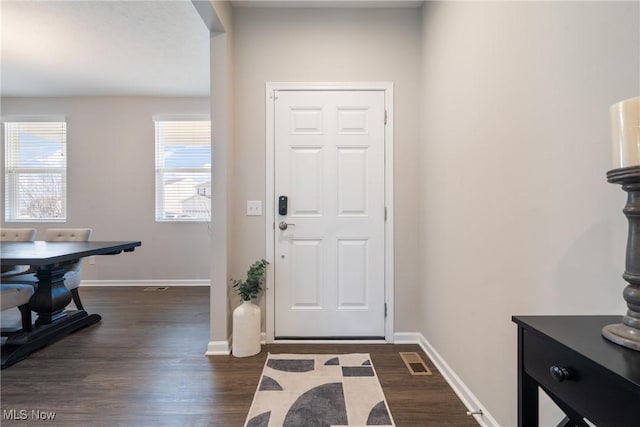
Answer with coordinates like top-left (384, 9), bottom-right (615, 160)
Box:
top-left (205, 339), bottom-right (231, 356)
top-left (393, 332), bottom-right (423, 344)
top-left (394, 332), bottom-right (500, 427)
top-left (80, 279), bottom-right (210, 287)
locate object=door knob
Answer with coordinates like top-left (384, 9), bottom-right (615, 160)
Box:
top-left (279, 222), bottom-right (295, 230)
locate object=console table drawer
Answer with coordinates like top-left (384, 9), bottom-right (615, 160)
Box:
top-left (523, 329), bottom-right (637, 425)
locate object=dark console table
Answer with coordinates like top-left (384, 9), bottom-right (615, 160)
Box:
top-left (512, 316), bottom-right (640, 427)
top-left (1, 241), bottom-right (141, 368)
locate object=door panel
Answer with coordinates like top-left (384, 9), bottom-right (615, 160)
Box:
top-left (290, 147), bottom-right (323, 216)
top-left (337, 148), bottom-right (368, 216)
top-left (290, 238), bottom-right (323, 308)
top-left (337, 239), bottom-right (368, 308)
top-left (274, 90), bottom-right (385, 338)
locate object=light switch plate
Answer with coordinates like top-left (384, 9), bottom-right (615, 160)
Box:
top-left (247, 200), bottom-right (262, 216)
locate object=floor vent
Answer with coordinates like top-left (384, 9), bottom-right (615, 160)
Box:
top-left (143, 287), bottom-right (169, 291)
top-left (399, 352), bottom-right (432, 376)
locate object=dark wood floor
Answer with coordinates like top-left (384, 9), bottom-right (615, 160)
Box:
top-left (1, 287), bottom-right (478, 426)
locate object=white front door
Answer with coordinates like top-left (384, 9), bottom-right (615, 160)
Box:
top-left (273, 89), bottom-right (386, 338)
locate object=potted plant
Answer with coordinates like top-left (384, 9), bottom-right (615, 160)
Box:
top-left (231, 259), bottom-right (269, 357)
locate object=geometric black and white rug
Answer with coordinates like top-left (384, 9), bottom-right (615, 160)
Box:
top-left (244, 353), bottom-right (395, 426)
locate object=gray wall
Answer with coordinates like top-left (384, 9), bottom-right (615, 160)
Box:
top-left (419, 1), bottom-right (639, 425)
top-left (1, 96), bottom-right (211, 282)
top-left (230, 7), bottom-right (423, 332)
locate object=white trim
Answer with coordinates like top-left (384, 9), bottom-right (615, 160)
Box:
top-left (265, 82), bottom-right (395, 343)
top-left (80, 279), bottom-right (210, 287)
top-left (265, 83), bottom-right (276, 342)
top-left (205, 339), bottom-right (231, 356)
top-left (392, 332), bottom-right (423, 344)
top-left (266, 81), bottom-right (395, 91)
top-left (383, 84), bottom-right (395, 343)
top-left (1, 115), bottom-right (66, 123)
top-left (394, 332), bottom-right (500, 427)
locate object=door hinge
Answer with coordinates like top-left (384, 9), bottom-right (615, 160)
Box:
top-left (384, 207), bottom-right (387, 221)
top-left (384, 303), bottom-right (388, 318)
top-left (384, 110), bottom-right (387, 125)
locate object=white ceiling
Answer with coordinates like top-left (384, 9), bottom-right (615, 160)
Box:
top-left (0, 0), bottom-right (423, 98)
top-left (1, 0), bottom-right (211, 97)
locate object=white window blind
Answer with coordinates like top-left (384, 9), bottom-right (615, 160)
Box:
top-left (4, 121), bottom-right (67, 222)
top-left (155, 120), bottom-right (211, 222)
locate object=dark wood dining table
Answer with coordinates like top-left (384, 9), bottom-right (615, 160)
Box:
top-left (1, 240), bottom-right (141, 368)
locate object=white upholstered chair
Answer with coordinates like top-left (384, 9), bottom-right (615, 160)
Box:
top-left (0, 228), bottom-right (36, 242)
top-left (43, 228), bottom-right (93, 311)
top-left (0, 228), bottom-right (36, 277)
top-left (1, 284), bottom-right (34, 334)
top-left (6, 228), bottom-right (93, 311)
top-left (1, 228), bottom-right (37, 333)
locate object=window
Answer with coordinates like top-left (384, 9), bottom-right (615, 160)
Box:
top-left (4, 121), bottom-right (67, 222)
top-left (155, 119), bottom-right (211, 222)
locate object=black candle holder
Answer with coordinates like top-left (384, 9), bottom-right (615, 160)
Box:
top-left (603, 165), bottom-right (640, 351)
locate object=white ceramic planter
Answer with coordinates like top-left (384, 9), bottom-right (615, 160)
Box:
top-left (232, 300), bottom-right (261, 357)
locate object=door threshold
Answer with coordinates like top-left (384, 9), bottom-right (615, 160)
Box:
top-left (273, 338), bottom-right (387, 344)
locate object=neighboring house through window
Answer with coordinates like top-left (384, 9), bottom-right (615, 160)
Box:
top-left (3, 120), bottom-right (67, 222)
top-left (155, 119), bottom-right (211, 222)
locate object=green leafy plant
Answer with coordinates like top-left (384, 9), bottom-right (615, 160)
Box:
top-left (232, 259), bottom-right (269, 301)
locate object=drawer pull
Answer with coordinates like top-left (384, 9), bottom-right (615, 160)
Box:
top-left (550, 365), bottom-right (572, 382)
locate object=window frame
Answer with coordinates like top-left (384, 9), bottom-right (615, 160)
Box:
top-left (154, 118), bottom-right (211, 223)
top-left (3, 119), bottom-right (68, 222)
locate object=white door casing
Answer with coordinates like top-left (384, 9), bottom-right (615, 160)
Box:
top-left (265, 83), bottom-right (394, 341)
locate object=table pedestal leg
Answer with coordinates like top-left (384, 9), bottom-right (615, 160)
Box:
top-left (29, 266), bottom-right (72, 325)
